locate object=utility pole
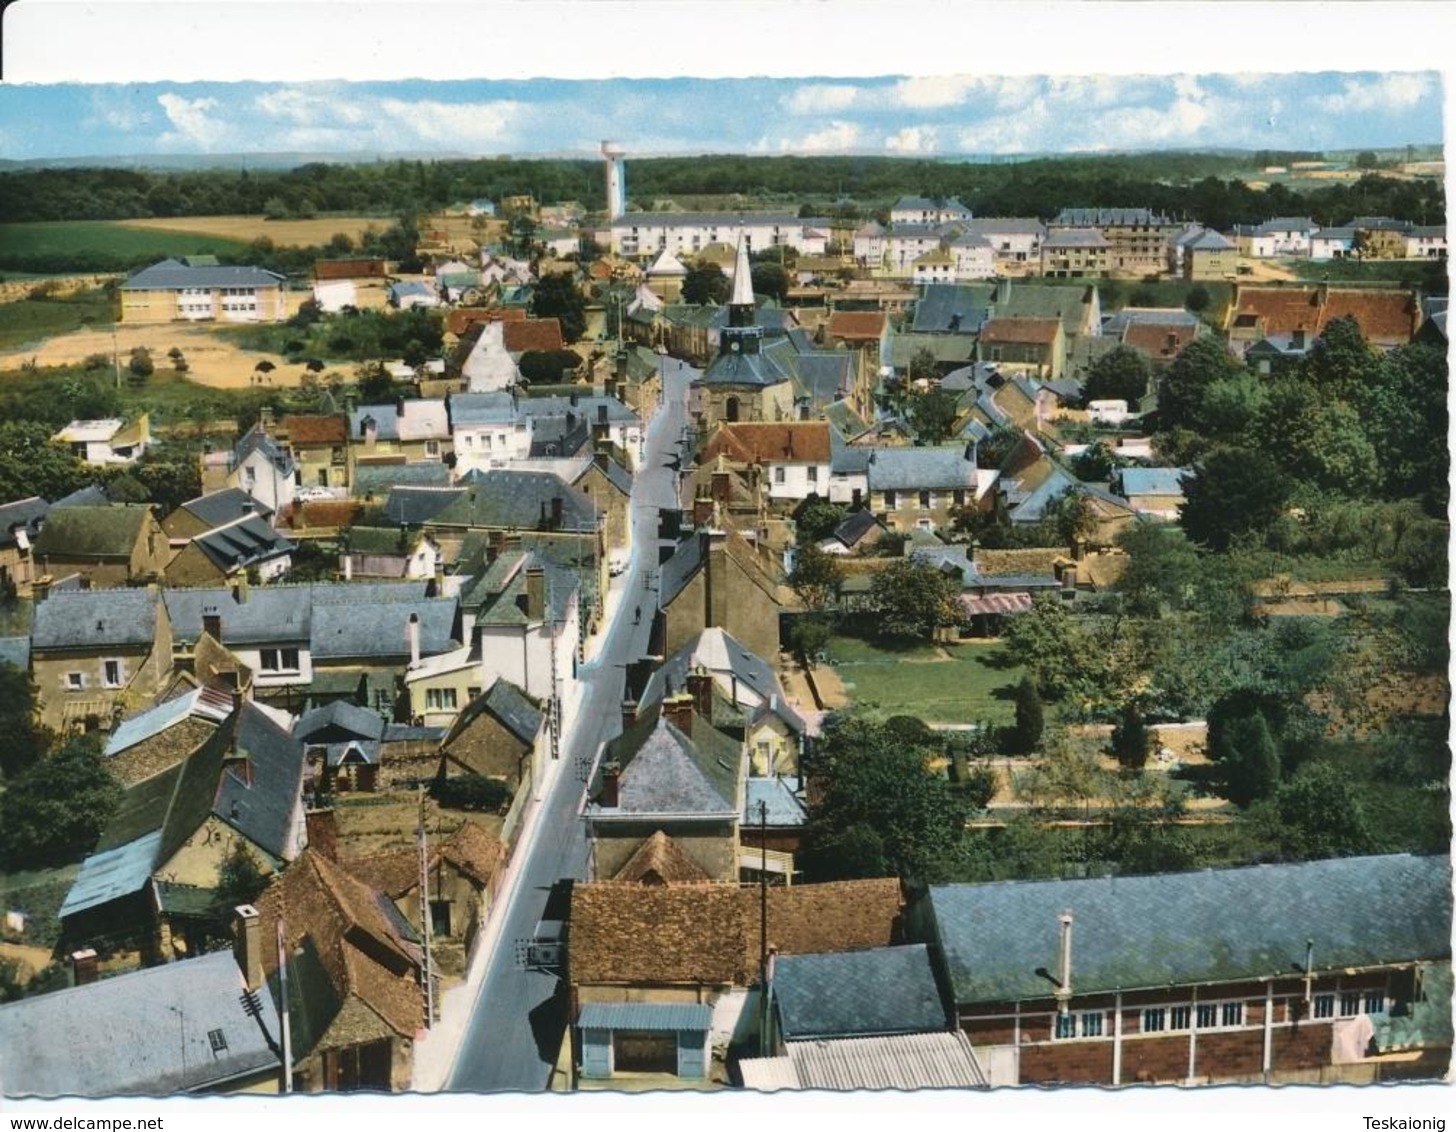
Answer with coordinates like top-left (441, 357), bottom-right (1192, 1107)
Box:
top-left (757, 798), bottom-right (769, 1057)
top-left (277, 920), bottom-right (292, 1093)
top-left (547, 572), bottom-right (561, 762)
top-left (417, 787), bottom-right (435, 1027)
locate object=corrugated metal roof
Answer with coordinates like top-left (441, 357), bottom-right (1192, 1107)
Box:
top-left (784, 1031), bottom-right (987, 1090)
top-left (577, 1002), bottom-right (713, 1032)
top-left (59, 831), bottom-right (163, 918)
top-left (737, 1056), bottom-right (798, 1091)
top-left (105, 687), bottom-right (231, 756)
top-left (959, 592), bottom-right (1034, 617)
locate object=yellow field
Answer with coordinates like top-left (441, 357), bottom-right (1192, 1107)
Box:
top-left (116, 214), bottom-right (391, 248)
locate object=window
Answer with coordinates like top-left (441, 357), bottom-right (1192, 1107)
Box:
top-left (1080, 1012), bottom-right (1104, 1038)
top-left (1054, 1013), bottom-right (1076, 1040)
top-left (259, 647), bottom-right (301, 673)
top-left (426, 440), bottom-right (440, 457)
top-left (918, 490), bottom-right (932, 509)
top-left (1053, 1012), bottom-right (1103, 1040)
top-left (1196, 1003), bottom-right (1218, 1029)
top-left (773, 467), bottom-right (786, 485)
top-left (67, 672), bottom-right (84, 690)
top-left (807, 466), bottom-right (818, 484)
top-left (952, 489), bottom-right (966, 506)
top-left (1363, 991), bottom-right (1386, 1015)
top-left (425, 687), bottom-right (458, 712)
top-left (1340, 992), bottom-right (1362, 1018)
top-left (1169, 1005), bottom-right (1191, 1031)
top-left (1220, 1002), bottom-right (1244, 1028)
top-left (1313, 994), bottom-right (1335, 1020)
top-left (207, 1028), bottom-right (229, 1053)
top-left (883, 490), bottom-right (897, 508)
top-left (103, 660), bottom-right (122, 688)
top-left (1142, 1008), bottom-right (1167, 1033)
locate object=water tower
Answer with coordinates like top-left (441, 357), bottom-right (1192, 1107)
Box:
top-left (601, 141), bottom-right (627, 220)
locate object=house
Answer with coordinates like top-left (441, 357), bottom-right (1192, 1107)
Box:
top-left (165, 514), bottom-right (295, 587)
top-left (349, 399), bottom-right (452, 473)
top-left (436, 676), bottom-right (547, 796)
top-left (865, 446), bottom-right (982, 533)
top-left (891, 196), bottom-right (974, 226)
top-left (458, 320), bottom-right (521, 392)
top-left (292, 698), bottom-right (443, 793)
top-left (1101, 308), bottom-right (1203, 368)
top-left (1183, 228), bottom-right (1237, 281)
top-left (1350, 216), bottom-right (1414, 259)
top-left (424, 469), bottom-right (601, 544)
top-left (277, 414), bottom-right (350, 491)
top-left (0, 495), bottom-right (48, 596)
top-left (120, 258), bottom-right (287, 323)
top-left (696, 422), bottom-right (833, 506)
top-left (989, 278), bottom-right (1103, 342)
top-left (608, 211), bottom-right (825, 259)
top-left (852, 220), bottom-right (889, 268)
top-left (312, 260), bottom-right (390, 312)
top-left (31, 503), bottom-right (169, 589)
top-left (1248, 217), bottom-right (1317, 258)
top-left (340, 526), bottom-right (442, 581)
top-left (226, 425), bottom-right (298, 515)
top-left (1310, 227), bottom-right (1357, 260)
top-left (53, 416), bottom-right (150, 465)
top-left (448, 391), bottom-right (531, 473)
top-left (0, 945), bottom-right (283, 1098)
top-left (977, 317), bottom-right (1067, 379)
top-left (517, 394), bottom-right (644, 470)
top-left (346, 820), bottom-right (505, 952)
top-left (646, 248), bottom-right (689, 302)
top-left (1224, 284), bottom-right (1422, 354)
top-left (30, 586), bottom-right (174, 731)
top-left (658, 526), bottom-right (792, 662)
top-left (388, 280), bottom-right (441, 310)
top-left (823, 309), bottom-right (890, 373)
top-left (912, 246), bottom-right (957, 285)
top-left (1040, 229), bottom-right (1111, 278)
top-left (818, 508), bottom-right (885, 555)
top-left (256, 848), bottom-right (425, 1091)
top-left (770, 944), bottom-right (951, 1044)
top-left (102, 683), bottom-right (236, 786)
top-left (947, 232), bottom-right (997, 281)
top-left (1403, 225), bottom-right (1447, 260)
top-left (912, 853), bottom-right (1453, 1087)
top-left (502, 317), bottom-right (567, 357)
top-left (567, 877), bottom-right (905, 1086)
top-left (962, 218), bottom-right (1046, 268)
top-left (1048, 208), bottom-right (1181, 274)
top-left (1117, 466), bottom-right (1191, 521)
top-left (60, 698), bottom-right (307, 960)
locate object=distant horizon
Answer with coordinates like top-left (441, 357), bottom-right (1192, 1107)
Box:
top-left (0, 73), bottom-right (1444, 165)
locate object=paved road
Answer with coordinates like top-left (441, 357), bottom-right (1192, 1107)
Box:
top-left (447, 356), bottom-right (695, 1093)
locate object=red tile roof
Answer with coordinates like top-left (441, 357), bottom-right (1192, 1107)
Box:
top-left (282, 414), bottom-right (347, 445)
top-left (1231, 286), bottom-right (1419, 345)
top-left (446, 307), bottom-right (526, 337)
top-left (699, 422), bottom-right (833, 466)
top-left (1122, 322), bottom-right (1198, 358)
top-left (979, 317), bottom-right (1061, 345)
top-left (826, 310), bottom-right (888, 341)
top-left (503, 318), bottom-right (565, 353)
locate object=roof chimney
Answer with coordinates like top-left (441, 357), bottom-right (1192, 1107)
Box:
top-left (594, 449), bottom-right (610, 474)
top-left (662, 692), bottom-right (695, 738)
top-left (597, 403), bottom-right (608, 426)
top-left (524, 564), bottom-right (546, 621)
top-left (621, 698), bottom-right (638, 731)
top-left (202, 605), bottom-right (222, 642)
top-left (687, 666), bottom-right (714, 719)
top-left (407, 611), bottom-right (421, 668)
top-left (304, 807), bottom-right (339, 861)
top-left (1056, 911), bottom-right (1074, 1010)
top-left (70, 948), bottom-right (99, 987)
top-left (396, 396), bottom-right (406, 417)
top-left (599, 760), bottom-right (621, 808)
top-left (550, 495), bottom-right (565, 530)
top-left (232, 574), bottom-right (250, 605)
top-left (233, 904), bottom-right (263, 991)
top-left (704, 529), bottom-right (729, 630)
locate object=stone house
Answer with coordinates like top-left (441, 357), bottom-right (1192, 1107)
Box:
top-left (0, 496), bottom-right (48, 596)
top-left (32, 504), bottom-right (170, 589)
top-left (658, 527), bottom-right (792, 662)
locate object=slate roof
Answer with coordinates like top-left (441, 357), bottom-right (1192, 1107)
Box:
top-left (431, 470), bottom-right (598, 532)
top-left (638, 627), bottom-right (803, 735)
top-left (866, 447), bottom-right (977, 492)
top-left (383, 487), bottom-right (465, 527)
top-left (105, 686), bottom-right (234, 757)
top-left (831, 509), bottom-right (882, 548)
top-left (294, 698), bottom-right (387, 743)
top-left (923, 853), bottom-right (1453, 1006)
top-left (350, 399), bottom-right (451, 443)
top-left (591, 700), bottom-right (743, 818)
top-left (573, 453), bottom-right (633, 496)
top-left (964, 217), bottom-right (1045, 238)
top-left (517, 393), bottom-right (640, 427)
top-left (774, 944), bottom-right (948, 1040)
top-left (310, 595), bottom-right (457, 661)
top-left (448, 390), bottom-right (518, 426)
top-left (610, 210), bottom-right (804, 229)
top-left (163, 581), bottom-right (430, 648)
top-left (0, 636), bottom-right (30, 670)
top-left (1187, 228), bottom-right (1235, 251)
top-left (0, 496), bottom-right (49, 549)
top-left (123, 258), bottom-right (286, 290)
top-left (991, 283), bottom-right (1096, 336)
top-left (1043, 228), bottom-right (1110, 249)
top-left (889, 333), bottom-right (977, 368)
top-left (910, 283), bottom-right (995, 334)
top-left (473, 552), bottom-right (577, 627)
top-left (480, 678), bottom-right (544, 745)
top-left (699, 329), bottom-right (794, 389)
top-left (50, 484), bottom-right (111, 509)
top-left (31, 587), bottom-right (159, 650)
top-left (353, 462), bottom-right (452, 497)
top-left (1254, 216), bottom-right (1317, 235)
top-left (233, 426), bottom-right (295, 477)
top-left (193, 515), bottom-right (294, 572)
top-left (33, 504), bottom-right (150, 560)
top-left (176, 487), bottom-right (271, 529)
top-left (1052, 208), bottom-right (1173, 227)
top-left (744, 776), bottom-right (808, 828)
top-left (0, 949), bottom-right (282, 1098)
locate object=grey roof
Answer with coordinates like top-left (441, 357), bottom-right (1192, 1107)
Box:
top-left (1101, 307), bottom-right (1201, 334)
top-left (1253, 216), bottom-right (1316, 235)
top-left (893, 195), bottom-right (971, 214)
top-left (50, 484), bottom-right (111, 509)
top-left (105, 686), bottom-right (231, 757)
top-left (595, 701), bottom-right (743, 818)
top-left (0, 949), bottom-right (281, 1098)
top-left (31, 587), bottom-right (159, 650)
top-left (310, 596), bottom-right (457, 661)
top-left (1044, 228), bottom-right (1111, 248)
top-left (353, 462), bottom-right (452, 497)
top-left (774, 945), bottom-right (948, 1040)
top-left (780, 1031), bottom-right (987, 1090)
top-left (699, 329), bottom-right (794, 389)
top-left (1052, 208), bottom-right (1174, 227)
top-left (923, 854), bottom-right (1453, 1006)
top-left (577, 1002), bottom-right (712, 1033)
top-left (123, 257), bottom-right (286, 291)
top-left (473, 553), bottom-right (577, 627)
top-left (208, 702), bottom-right (307, 860)
top-left (482, 678), bottom-right (544, 745)
top-left (641, 627), bottom-right (783, 710)
top-left (829, 430), bottom-right (874, 475)
top-left (832, 509), bottom-right (881, 547)
top-left (58, 831), bottom-right (163, 919)
top-left (447, 391), bottom-right (518, 427)
top-left (33, 504), bottom-right (151, 560)
top-left (294, 698), bottom-right (387, 743)
top-left (658, 533), bottom-right (707, 606)
top-left (383, 487), bottom-right (465, 527)
top-left (519, 394), bottom-right (639, 426)
top-left (744, 776), bottom-right (808, 828)
top-left (1187, 228), bottom-right (1235, 251)
top-left (611, 210), bottom-right (804, 229)
top-left (574, 454), bottom-right (633, 496)
top-left (178, 488), bottom-right (270, 528)
top-left (911, 283), bottom-right (994, 334)
top-left (163, 581), bottom-right (429, 646)
top-left (866, 447), bottom-right (976, 492)
top-left (0, 496), bottom-right (49, 549)
top-left (1314, 227), bottom-right (1357, 241)
top-left (193, 515), bottom-right (294, 572)
top-left (433, 470), bottom-right (598, 533)
top-left (964, 217), bottom-right (1045, 237)
top-left (350, 399), bottom-right (450, 443)
top-left (233, 426), bottom-right (295, 477)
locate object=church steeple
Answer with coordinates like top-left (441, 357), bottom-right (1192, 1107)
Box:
top-left (728, 232), bottom-right (755, 328)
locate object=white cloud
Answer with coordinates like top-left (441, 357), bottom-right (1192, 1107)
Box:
top-left (888, 74), bottom-right (979, 109)
top-left (885, 125), bottom-right (938, 154)
top-left (376, 98), bottom-right (522, 149)
top-left (1316, 73), bottom-right (1435, 115)
top-left (156, 93), bottom-right (223, 149)
top-left (778, 120), bottom-right (860, 153)
top-left (255, 87), bottom-right (367, 127)
top-left (781, 84), bottom-right (861, 115)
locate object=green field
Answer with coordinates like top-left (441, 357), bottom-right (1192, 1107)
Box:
top-left (0, 291), bottom-right (116, 351)
top-left (825, 635), bottom-right (1028, 725)
top-left (1288, 257), bottom-right (1448, 289)
top-left (0, 221), bottom-right (250, 272)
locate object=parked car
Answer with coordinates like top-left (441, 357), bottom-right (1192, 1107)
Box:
top-left (293, 486), bottom-right (334, 503)
top-left (608, 550), bottom-right (629, 577)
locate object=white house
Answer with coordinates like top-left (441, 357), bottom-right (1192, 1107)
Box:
top-left (886, 225), bottom-right (949, 275)
top-left (1310, 228), bottom-right (1357, 260)
top-left (52, 418), bottom-right (150, 466)
top-left (226, 425), bottom-right (296, 516)
top-left (949, 233), bottom-right (997, 280)
top-left (1405, 226), bottom-right (1447, 259)
top-left (890, 196), bottom-right (973, 226)
top-left (461, 320), bottom-right (522, 393)
top-left (1249, 217), bottom-right (1316, 258)
top-left (312, 278), bottom-right (357, 314)
top-left (852, 221), bottom-right (889, 268)
top-left (962, 219), bottom-right (1045, 266)
top-left (608, 211), bottom-right (826, 259)
top-left (450, 392), bottom-right (533, 474)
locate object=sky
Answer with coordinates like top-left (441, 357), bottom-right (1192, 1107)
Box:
top-left (0, 1), bottom-right (1451, 165)
top-left (0, 72), bottom-right (1445, 162)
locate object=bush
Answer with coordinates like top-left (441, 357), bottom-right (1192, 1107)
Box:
top-left (430, 773), bottom-right (513, 812)
top-left (127, 346), bottom-right (154, 378)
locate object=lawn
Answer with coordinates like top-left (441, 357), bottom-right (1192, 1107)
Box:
top-left (1288, 257), bottom-right (1448, 289)
top-left (0, 290), bottom-right (116, 351)
top-left (0, 221), bottom-right (251, 272)
top-left (824, 635), bottom-right (1028, 725)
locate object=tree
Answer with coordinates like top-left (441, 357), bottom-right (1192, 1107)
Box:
top-left (906, 347), bottom-right (939, 384)
top-left (1002, 594), bottom-right (1104, 702)
top-left (906, 389), bottom-right (960, 444)
top-left (793, 497), bottom-right (847, 544)
top-left (1008, 676), bottom-right (1045, 754)
top-left (1196, 373), bottom-right (1268, 445)
top-left (750, 261), bottom-right (789, 304)
top-left (1109, 701), bottom-right (1151, 771)
top-left (1184, 284), bottom-right (1211, 313)
top-left (1069, 441), bottom-right (1116, 483)
top-left (785, 615), bottom-right (833, 668)
top-left (869, 559), bottom-right (963, 640)
top-left (517, 348), bottom-right (582, 385)
top-left (801, 717), bottom-right (964, 882)
top-left (1179, 446), bottom-right (1292, 551)
top-left (208, 841), bottom-right (270, 935)
top-left (0, 421), bottom-right (89, 503)
top-left (127, 346), bottom-right (153, 379)
top-left (1156, 336), bottom-right (1244, 433)
top-left (1257, 379), bottom-right (1378, 494)
top-left (1114, 522), bottom-right (1201, 617)
top-left (531, 273), bottom-right (587, 343)
top-left (975, 424), bottom-right (1024, 470)
top-left (1210, 708), bottom-right (1282, 806)
top-left (1273, 761), bottom-right (1375, 859)
top-left (0, 734), bottom-right (122, 870)
top-left (681, 262), bottom-right (731, 306)
top-left (0, 663), bottom-right (51, 780)
top-left (1084, 345), bottom-right (1151, 406)
top-left (356, 362), bottom-right (395, 404)
top-left (789, 541), bottom-right (844, 611)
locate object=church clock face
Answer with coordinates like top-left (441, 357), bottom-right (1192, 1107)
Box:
top-left (730, 340), bottom-right (741, 353)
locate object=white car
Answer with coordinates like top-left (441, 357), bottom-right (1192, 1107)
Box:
top-left (293, 486), bottom-right (334, 503)
top-left (608, 551), bottom-right (629, 577)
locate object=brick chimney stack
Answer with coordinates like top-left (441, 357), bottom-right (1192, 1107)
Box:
top-left (687, 667), bottom-right (714, 719)
top-left (662, 692), bottom-right (695, 738)
top-left (524, 564), bottom-right (547, 621)
top-left (621, 698), bottom-right (638, 730)
top-left (600, 760), bottom-right (621, 808)
top-left (234, 904), bottom-right (263, 991)
top-left (70, 948), bottom-right (99, 987)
